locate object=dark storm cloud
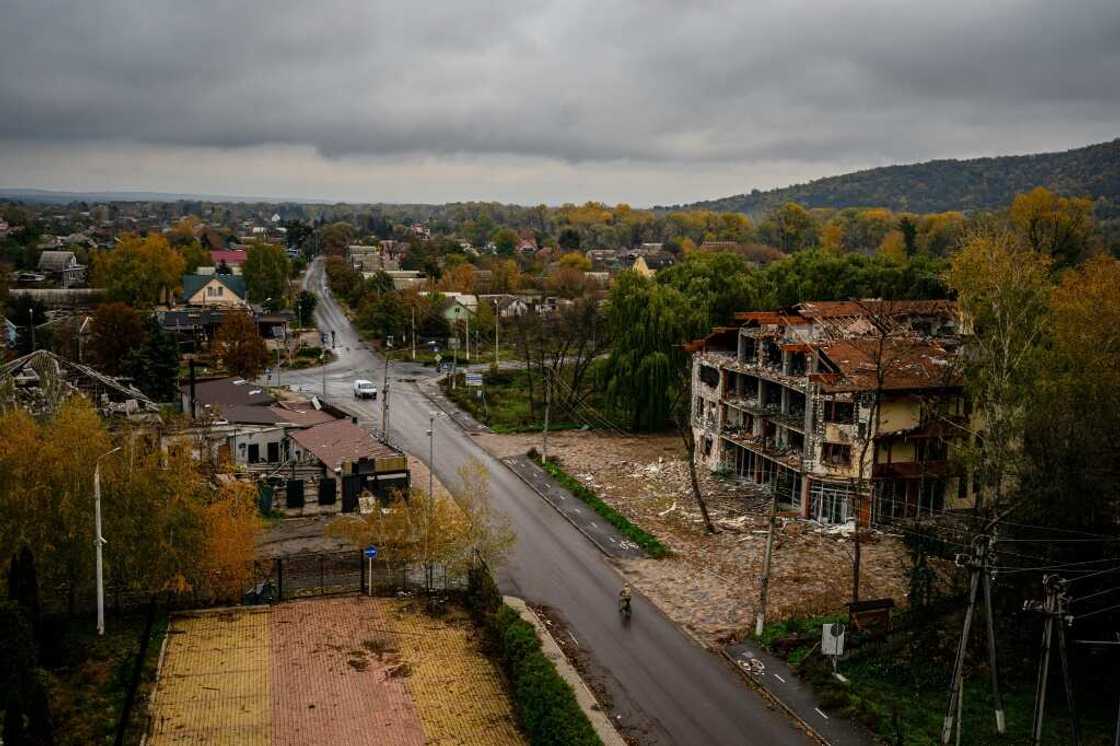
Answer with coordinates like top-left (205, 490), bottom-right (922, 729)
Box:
top-left (0, 0), bottom-right (1117, 174)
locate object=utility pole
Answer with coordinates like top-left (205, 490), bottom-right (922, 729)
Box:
top-left (94, 447), bottom-right (121, 635)
top-left (320, 352), bottom-right (326, 398)
top-left (942, 534), bottom-right (1006, 744)
top-left (542, 369), bottom-right (551, 464)
top-left (494, 301), bottom-right (499, 369)
top-left (1027, 574), bottom-right (1080, 746)
top-left (381, 351), bottom-right (391, 443)
top-left (276, 346), bottom-right (281, 386)
top-left (755, 489), bottom-right (780, 636)
top-left (425, 412), bottom-right (436, 594)
top-left (411, 305), bottom-right (416, 361)
top-left (30, 307), bottom-right (35, 352)
top-left (465, 313), bottom-right (470, 362)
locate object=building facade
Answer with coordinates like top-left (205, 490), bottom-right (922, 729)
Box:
top-left (689, 300), bottom-right (974, 526)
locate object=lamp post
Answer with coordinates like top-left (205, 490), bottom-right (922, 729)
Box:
top-left (94, 446), bottom-right (121, 636)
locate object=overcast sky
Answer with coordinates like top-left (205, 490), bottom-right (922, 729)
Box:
top-left (1, 0), bottom-right (1117, 206)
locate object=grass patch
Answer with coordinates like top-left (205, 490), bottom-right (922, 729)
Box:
top-left (442, 367), bottom-right (622, 432)
top-left (532, 453), bottom-right (669, 558)
top-left (285, 345), bottom-right (336, 370)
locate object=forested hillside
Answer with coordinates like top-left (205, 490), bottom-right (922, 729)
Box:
top-left (677, 138), bottom-right (1120, 218)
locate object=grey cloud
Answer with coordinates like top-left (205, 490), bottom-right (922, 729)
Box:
top-left (0, 0), bottom-right (1117, 183)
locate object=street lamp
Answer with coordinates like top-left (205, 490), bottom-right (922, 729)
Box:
top-left (94, 446), bottom-right (121, 636)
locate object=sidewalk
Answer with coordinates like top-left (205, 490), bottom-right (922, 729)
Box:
top-left (723, 640), bottom-right (876, 746)
top-left (504, 596), bottom-right (627, 746)
top-left (415, 375), bottom-right (491, 434)
top-left (502, 455), bottom-right (646, 560)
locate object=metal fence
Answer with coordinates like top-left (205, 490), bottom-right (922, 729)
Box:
top-left (243, 550), bottom-right (468, 603)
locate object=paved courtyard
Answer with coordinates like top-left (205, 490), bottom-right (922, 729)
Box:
top-left (148, 597), bottom-right (523, 745)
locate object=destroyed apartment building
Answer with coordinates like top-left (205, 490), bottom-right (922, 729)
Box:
top-left (688, 300), bottom-right (975, 526)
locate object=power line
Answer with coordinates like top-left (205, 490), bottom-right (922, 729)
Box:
top-left (1070, 586), bottom-right (1120, 605)
top-left (1075, 601), bottom-right (1120, 621)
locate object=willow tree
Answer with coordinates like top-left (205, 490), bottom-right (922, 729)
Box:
top-left (601, 271), bottom-right (693, 432)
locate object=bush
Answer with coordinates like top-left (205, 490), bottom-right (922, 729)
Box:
top-left (466, 564), bottom-right (601, 746)
top-left (533, 455), bottom-right (669, 558)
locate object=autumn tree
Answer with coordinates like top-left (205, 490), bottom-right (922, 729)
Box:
top-left (242, 242), bottom-right (291, 306)
top-left (1020, 256), bottom-right (1120, 532)
top-left (1009, 186), bottom-right (1096, 268)
top-left (89, 302), bottom-right (144, 375)
top-left (947, 223), bottom-right (1052, 514)
top-left (197, 481), bottom-right (262, 602)
top-left (92, 233), bottom-right (185, 306)
top-left (758, 202), bottom-right (816, 252)
top-left (212, 312), bottom-right (269, 378)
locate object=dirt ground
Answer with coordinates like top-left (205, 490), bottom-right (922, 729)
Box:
top-left (149, 598), bottom-right (522, 746)
top-left (475, 431), bottom-right (912, 644)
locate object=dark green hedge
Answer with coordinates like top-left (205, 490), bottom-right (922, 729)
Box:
top-left (467, 565), bottom-right (602, 746)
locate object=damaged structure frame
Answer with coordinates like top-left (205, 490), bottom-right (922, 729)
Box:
top-left (689, 300), bottom-right (976, 527)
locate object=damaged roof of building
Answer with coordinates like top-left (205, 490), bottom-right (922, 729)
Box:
top-left (289, 419), bottom-right (401, 471)
top-left (814, 337), bottom-right (959, 392)
top-left (1, 349), bottom-right (159, 416)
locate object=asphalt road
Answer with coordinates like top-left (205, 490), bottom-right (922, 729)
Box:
top-left (284, 259), bottom-right (809, 746)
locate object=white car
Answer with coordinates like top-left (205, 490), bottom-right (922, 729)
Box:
top-left (353, 379), bottom-right (378, 399)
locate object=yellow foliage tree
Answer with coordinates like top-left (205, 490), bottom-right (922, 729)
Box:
top-left (92, 232), bottom-right (186, 306)
top-left (819, 222), bottom-right (845, 255)
top-left (1009, 187), bottom-right (1095, 267)
top-left (198, 481), bottom-right (262, 602)
top-left (878, 230), bottom-right (907, 262)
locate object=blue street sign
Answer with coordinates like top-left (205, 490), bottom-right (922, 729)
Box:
top-left (364, 546), bottom-right (378, 559)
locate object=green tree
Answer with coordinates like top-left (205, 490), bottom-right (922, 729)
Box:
top-left (601, 271), bottom-right (695, 431)
top-left (490, 227), bottom-right (519, 255)
top-left (126, 314), bottom-right (181, 402)
top-left (295, 290), bottom-right (318, 328)
top-left (758, 202), bottom-right (816, 252)
top-left (242, 242), bottom-right (291, 306)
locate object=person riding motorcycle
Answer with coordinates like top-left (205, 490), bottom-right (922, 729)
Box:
top-left (618, 584), bottom-right (633, 615)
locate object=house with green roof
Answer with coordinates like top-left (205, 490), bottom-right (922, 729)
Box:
top-left (179, 272), bottom-right (248, 307)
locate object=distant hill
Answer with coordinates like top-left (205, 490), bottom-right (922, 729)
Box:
top-left (671, 138), bottom-right (1120, 217)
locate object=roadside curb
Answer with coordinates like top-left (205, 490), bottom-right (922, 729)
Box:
top-left (720, 648), bottom-right (831, 746)
top-left (500, 456), bottom-right (623, 560)
top-left (415, 375), bottom-right (492, 434)
top-left (504, 596), bottom-right (627, 746)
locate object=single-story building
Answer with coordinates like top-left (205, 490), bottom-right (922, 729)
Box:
top-left (180, 272), bottom-right (248, 307)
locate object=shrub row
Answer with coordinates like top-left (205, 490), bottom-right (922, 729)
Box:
top-left (531, 453), bottom-right (670, 558)
top-left (466, 565), bottom-right (601, 746)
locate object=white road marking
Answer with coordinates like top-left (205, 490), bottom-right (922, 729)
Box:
top-left (814, 707), bottom-right (829, 720)
top-left (568, 631), bottom-right (579, 647)
top-left (773, 674), bottom-right (785, 683)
